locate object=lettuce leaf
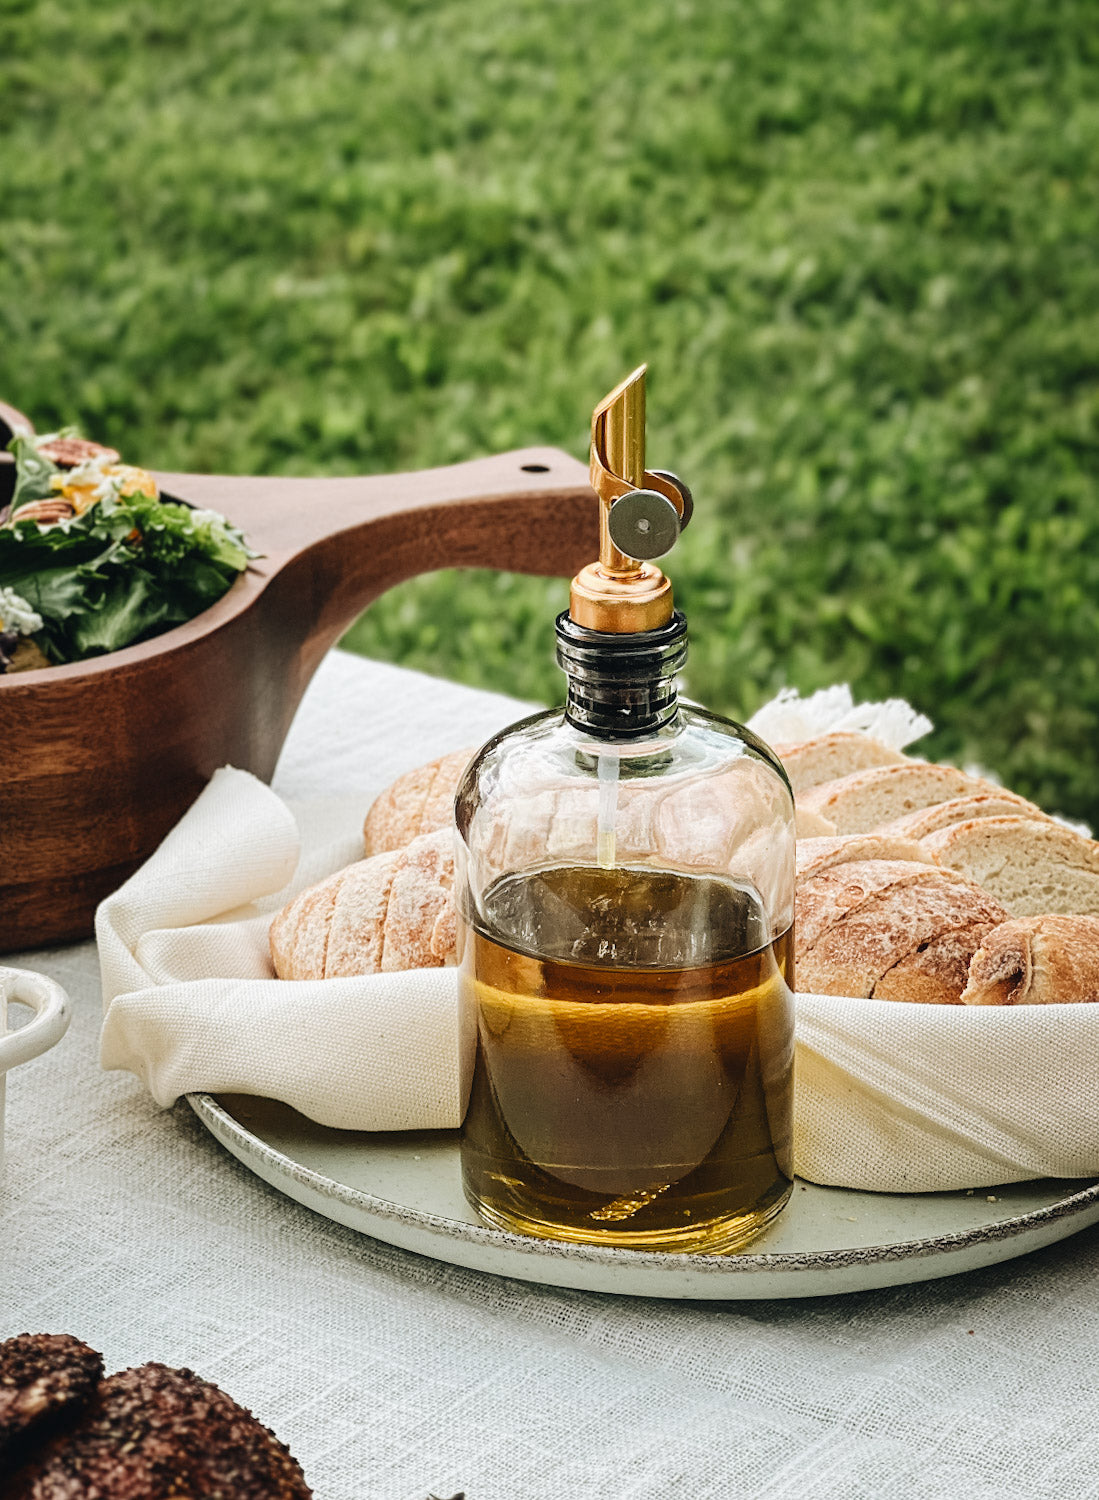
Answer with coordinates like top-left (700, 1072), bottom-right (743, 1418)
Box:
top-left (2, 435), bottom-right (256, 664)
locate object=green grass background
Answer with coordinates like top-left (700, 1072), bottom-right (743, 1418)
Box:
top-left (3, 0), bottom-right (1098, 818)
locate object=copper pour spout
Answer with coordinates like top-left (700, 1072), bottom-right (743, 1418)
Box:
top-left (569, 365), bottom-right (690, 634)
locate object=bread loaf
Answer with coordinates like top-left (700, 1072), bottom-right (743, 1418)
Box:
top-left (363, 747), bottom-right (475, 854)
top-left (797, 763), bottom-right (993, 835)
top-left (270, 829), bottom-right (455, 979)
top-left (796, 860), bottom-right (1008, 1002)
top-left (776, 732), bottom-right (907, 793)
top-left (922, 816), bottom-right (1099, 917)
top-left (961, 915), bottom-right (1099, 1005)
top-left (879, 791), bottom-right (1053, 840)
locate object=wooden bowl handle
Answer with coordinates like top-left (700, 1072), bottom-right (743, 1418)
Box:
top-left (154, 444), bottom-right (598, 660)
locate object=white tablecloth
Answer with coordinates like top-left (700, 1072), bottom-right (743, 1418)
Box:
top-left (6, 650), bottom-right (1099, 1500)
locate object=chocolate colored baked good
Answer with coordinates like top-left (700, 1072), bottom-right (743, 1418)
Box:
top-left (7, 1361), bottom-right (311, 1499)
top-left (0, 1334), bottom-right (103, 1467)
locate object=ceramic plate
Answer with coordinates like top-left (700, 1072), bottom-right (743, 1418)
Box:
top-left (189, 1093), bottom-right (1099, 1299)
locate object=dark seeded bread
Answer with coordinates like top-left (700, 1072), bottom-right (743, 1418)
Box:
top-left (8, 1362), bottom-right (311, 1499)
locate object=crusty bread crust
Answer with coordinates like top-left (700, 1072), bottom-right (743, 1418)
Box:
top-left (362, 748), bottom-right (475, 855)
top-left (777, 732), bottom-right (907, 794)
top-left (874, 920), bottom-right (995, 1005)
top-left (798, 871), bottom-right (1008, 999)
top-left (270, 830), bottom-right (455, 979)
top-left (798, 763), bottom-right (992, 835)
top-left (795, 859), bottom-right (966, 955)
top-left (962, 915), bottom-right (1099, 1005)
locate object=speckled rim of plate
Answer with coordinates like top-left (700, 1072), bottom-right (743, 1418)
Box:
top-left (189, 1093), bottom-right (1099, 1299)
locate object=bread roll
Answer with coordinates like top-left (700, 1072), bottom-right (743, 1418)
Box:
top-left (270, 829), bottom-right (455, 979)
top-left (961, 915), bottom-right (1099, 1005)
top-left (797, 763), bottom-right (993, 835)
top-left (796, 860), bottom-right (1009, 1002)
top-left (922, 816), bottom-right (1099, 917)
top-left (777, 732), bottom-right (907, 793)
top-left (879, 791), bottom-right (1053, 840)
top-left (363, 747), bottom-right (475, 854)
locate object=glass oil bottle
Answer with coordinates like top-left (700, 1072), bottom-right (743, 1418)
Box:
top-left (454, 367), bottom-right (796, 1253)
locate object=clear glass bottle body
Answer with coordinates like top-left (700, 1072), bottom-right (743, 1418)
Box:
top-left (454, 682), bottom-right (796, 1254)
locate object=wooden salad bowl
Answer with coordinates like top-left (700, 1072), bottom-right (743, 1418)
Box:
top-left (0, 400), bottom-right (597, 951)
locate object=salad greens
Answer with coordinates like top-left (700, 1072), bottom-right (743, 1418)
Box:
top-left (0, 432), bottom-right (254, 666)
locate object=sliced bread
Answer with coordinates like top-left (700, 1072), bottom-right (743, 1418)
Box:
top-left (878, 790), bottom-right (1053, 840)
top-left (777, 732), bottom-right (907, 794)
top-left (797, 870), bottom-right (1008, 1001)
top-left (797, 763), bottom-right (991, 835)
top-left (961, 914), bottom-right (1099, 1005)
top-left (795, 858), bottom-right (969, 956)
top-left (922, 816), bottom-right (1099, 918)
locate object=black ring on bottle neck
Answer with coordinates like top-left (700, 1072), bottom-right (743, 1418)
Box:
top-left (555, 611), bottom-right (688, 739)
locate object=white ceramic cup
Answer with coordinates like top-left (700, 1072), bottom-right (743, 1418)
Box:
top-left (0, 965), bottom-right (71, 1169)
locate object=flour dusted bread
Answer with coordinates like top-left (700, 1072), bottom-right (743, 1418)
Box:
top-left (796, 859), bottom-right (1009, 1002)
top-left (270, 828), bottom-right (455, 979)
top-left (922, 816), bottom-right (1099, 918)
top-left (797, 763), bottom-right (993, 835)
top-left (776, 732), bottom-right (907, 793)
top-left (363, 747), bottom-right (475, 854)
top-left (961, 915), bottom-right (1099, 1005)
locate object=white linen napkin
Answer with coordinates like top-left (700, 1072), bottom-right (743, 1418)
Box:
top-left (98, 766), bottom-right (1099, 1193)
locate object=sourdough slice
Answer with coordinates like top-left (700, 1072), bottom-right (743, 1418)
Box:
top-left (796, 833), bottom-right (933, 882)
top-left (362, 746), bottom-right (475, 854)
top-left (270, 830), bottom-right (455, 979)
top-left (879, 791), bottom-right (1053, 840)
top-left (267, 876), bottom-right (341, 982)
top-left (777, 732), bottom-right (907, 794)
top-left (798, 873), bottom-right (1008, 999)
top-left (922, 816), bottom-right (1099, 917)
top-left (795, 859), bottom-right (963, 955)
top-left (873, 920), bottom-right (996, 1005)
top-left (961, 914), bottom-right (1099, 1005)
top-left (797, 763), bottom-right (992, 835)
top-left (378, 827), bottom-right (456, 972)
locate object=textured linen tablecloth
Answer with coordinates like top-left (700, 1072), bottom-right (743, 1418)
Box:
top-left (6, 649), bottom-right (1099, 1500)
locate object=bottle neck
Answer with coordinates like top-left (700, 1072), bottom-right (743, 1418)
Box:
top-left (555, 611), bottom-right (688, 740)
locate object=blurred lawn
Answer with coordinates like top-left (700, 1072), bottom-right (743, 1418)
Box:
top-left (2, 0), bottom-right (1098, 816)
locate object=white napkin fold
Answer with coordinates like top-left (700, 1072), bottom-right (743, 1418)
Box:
top-left (98, 768), bottom-right (1099, 1193)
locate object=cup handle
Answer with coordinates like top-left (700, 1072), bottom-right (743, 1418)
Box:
top-left (0, 966), bottom-right (71, 1072)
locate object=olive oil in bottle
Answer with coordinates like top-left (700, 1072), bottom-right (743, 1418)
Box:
top-left (459, 866), bottom-right (794, 1252)
top-left (454, 366), bottom-right (797, 1252)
